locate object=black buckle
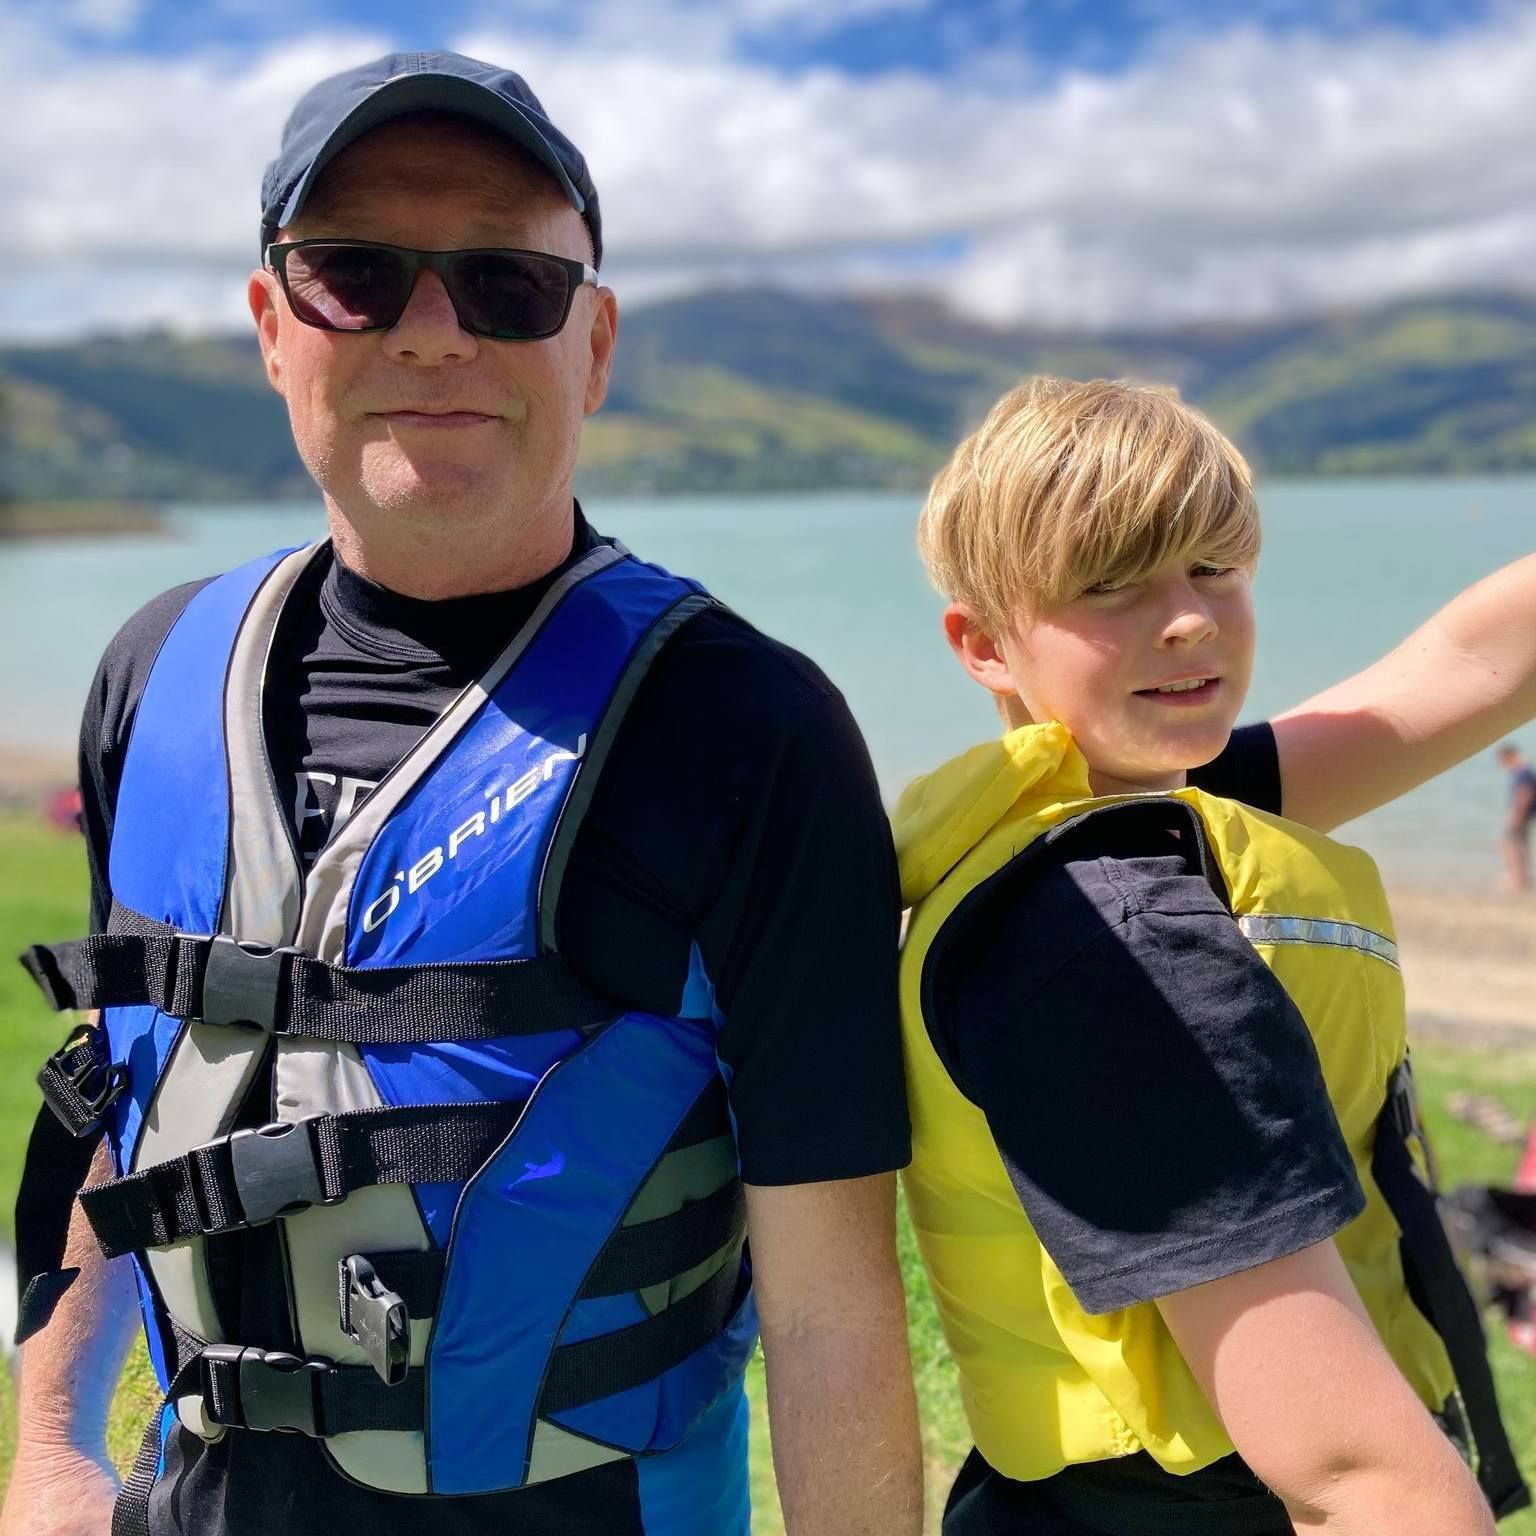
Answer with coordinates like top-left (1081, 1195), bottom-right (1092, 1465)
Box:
top-left (189, 934), bottom-right (297, 1031)
top-left (340, 1255), bottom-right (411, 1386)
top-left (202, 1344), bottom-right (328, 1434)
top-left (226, 1119), bottom-right (330, 1227)
top-left (39, 1025), bottom-right (128, 1138)
top-left (1386, 1058), bottom-right (1441, 1189)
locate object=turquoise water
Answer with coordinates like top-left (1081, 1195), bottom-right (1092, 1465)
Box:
top-left (2, 479), bottom-right (1533, 882)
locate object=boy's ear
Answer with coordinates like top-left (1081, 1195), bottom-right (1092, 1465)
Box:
top-left (942, 603), bottom-right (1021, 700)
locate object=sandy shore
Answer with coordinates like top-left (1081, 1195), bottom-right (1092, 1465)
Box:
top-left (1391, 882), bottom-right (1536, 1047)
top-left (0, 746), bottom-right (73, 810)
top-left (2, 743), bottom-right (1531, 1047)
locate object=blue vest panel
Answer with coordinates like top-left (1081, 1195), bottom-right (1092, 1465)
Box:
top-left (96, 539), bottom-right (757, 1507)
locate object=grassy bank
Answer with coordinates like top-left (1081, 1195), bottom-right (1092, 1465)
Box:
top-left (0, 812), bottom-right (1531, 1531)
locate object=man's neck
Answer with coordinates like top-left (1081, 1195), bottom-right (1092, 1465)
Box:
top-left (324, 496), bottom-right (576, 600)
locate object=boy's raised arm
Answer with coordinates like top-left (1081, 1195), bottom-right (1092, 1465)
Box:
top-left (1157, 1239), bottom-right (1495, 1535)
top-left (1270, 552), bottom-right (1536, 832)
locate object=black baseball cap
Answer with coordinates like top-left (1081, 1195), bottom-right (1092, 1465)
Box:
top-left (260, 50), bottom-right (602, 266)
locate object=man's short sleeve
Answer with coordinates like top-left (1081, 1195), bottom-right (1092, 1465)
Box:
top-left (932, 836), bottom-right (1364, 1313)
top-left (701, 690), bottom-right (910, 1188)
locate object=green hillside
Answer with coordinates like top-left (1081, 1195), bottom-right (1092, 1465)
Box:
top-left (3, 289), bottom-right (1534, 506)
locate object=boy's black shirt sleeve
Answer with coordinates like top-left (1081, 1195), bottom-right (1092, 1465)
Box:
top-left (1189, 722), bottom-right (1281, 814)
top-left (931, 824), bottom-right (1364, 1314)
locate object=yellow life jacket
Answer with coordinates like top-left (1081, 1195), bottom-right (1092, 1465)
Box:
top-left (897, 721), bottom-right (1457, 1484)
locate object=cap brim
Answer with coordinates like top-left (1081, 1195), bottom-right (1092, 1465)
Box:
top-left (277, 72), bottom-right (586, 233)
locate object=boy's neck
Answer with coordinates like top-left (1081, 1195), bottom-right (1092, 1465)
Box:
top-left (1087, 766), bottom-right (1188, 798)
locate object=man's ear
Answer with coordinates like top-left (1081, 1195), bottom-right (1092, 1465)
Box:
top-left (248, 269), bottom-right (287, 396)
top-left (941, 603), bottom-right (1021, 699)
top-left (582, 286), bottom-right (619, 415)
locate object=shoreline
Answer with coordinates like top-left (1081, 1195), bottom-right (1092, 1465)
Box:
top-left (0, 500), bottom-right (164, 541)
top-left (1, 765), bottom-right (1530, 1044)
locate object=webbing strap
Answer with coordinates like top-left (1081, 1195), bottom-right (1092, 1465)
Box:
top-left (541, 1250), bottom-right (749, 1416)
top-left (1373, 1071), bottom-right (1531, 1518)
top-left (80, 1100), bottom-right (528, 1259)
top-left (112, 1319), bottom-right (204, 1536)
top-left (358, 1177), bottom-right (747, 1315)
top-left (582, 1180), bottom-right (747, 1297)
top-left (20, 910), bottom-right (616, 1042)
top-left (200, 1348), bottom-right (426, 1435)
top-left (148, 1255), bottom-right (744, 1454)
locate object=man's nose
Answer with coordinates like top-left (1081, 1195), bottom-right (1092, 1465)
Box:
top-left (382, 268), bottom-right (478, 364)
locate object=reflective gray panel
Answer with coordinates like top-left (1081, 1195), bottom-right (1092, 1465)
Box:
top-left (276, 1037), bottom-right (433, 1491)
top-left (626, 1135), bottom-right (736, 1224)
top-left (223, 545), bottom-right (319, 946)
top-left (1237, 914), bottom-right (1400, 970)
top-left (525, 1419), bottom-right (629, 1486)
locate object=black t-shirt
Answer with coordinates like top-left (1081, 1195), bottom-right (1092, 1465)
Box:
top-left (937, 731), bottom-right (1368, 1536)
top-left (75, 510), bottom-right (910, 1536)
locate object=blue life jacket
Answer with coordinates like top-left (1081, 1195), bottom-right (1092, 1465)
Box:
top-left (26, 538), bottom-right (759, 1513)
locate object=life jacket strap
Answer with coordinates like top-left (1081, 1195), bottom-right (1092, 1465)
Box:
top-left (79, 1100), bottom-right (529, 1259)
top-left (1373, 1060), bottom-right (1532, 1518)
top-left (347, 1175), bottom-right (748, 1330)
top-left (199, 1346), bottom-right (427, 1436)
top-left (130, 1255), bottom-right (749, 1460)
top-left (21, 907), bottom-right (617, 1042)
top-left (541, 1251), bottom-right (750, 1416)
top-left (37, 1022), bottom-right (128, 1138)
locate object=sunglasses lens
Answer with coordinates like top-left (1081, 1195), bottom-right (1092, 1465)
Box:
top-left (282, 244), bottom-right (412, 330)
top-left (448, 251), bottom-right (573, 339)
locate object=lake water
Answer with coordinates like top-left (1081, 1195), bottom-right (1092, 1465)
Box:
top-left (3, 478), bottom-right (1533, 884)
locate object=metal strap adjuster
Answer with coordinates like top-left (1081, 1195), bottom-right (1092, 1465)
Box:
top-left (185, 933), bottom-right (299, 1031)
top-left (226, 1119), bottom-right (332, 1227)
top-left (340, 1255), bottom-right (410, 1386)
top-left (201, 1345), bottom-right (328, 1434)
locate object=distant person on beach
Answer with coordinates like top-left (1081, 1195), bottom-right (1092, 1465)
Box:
top-left (1496, 742), bottom-right (1536, 890)
top-left (897, 376), bottom-right (1532, 1536)
top-left (3, 50), bottom-right (922, 1536)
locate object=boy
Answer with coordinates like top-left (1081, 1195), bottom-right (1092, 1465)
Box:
top-left (898, 376), bottom-right (1529, 1534)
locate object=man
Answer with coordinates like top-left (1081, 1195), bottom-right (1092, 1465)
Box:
top-left (3, 52), bottom-right (921, 1536)
top-left (1496, 742), bottom-right (1536, 890)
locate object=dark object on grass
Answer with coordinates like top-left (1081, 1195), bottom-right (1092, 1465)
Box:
top-left (1443, 1184), bottom-right (1536, 1327)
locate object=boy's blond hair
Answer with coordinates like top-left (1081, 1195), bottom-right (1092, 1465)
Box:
top-left (918, 376), bottom-right (1260, 631)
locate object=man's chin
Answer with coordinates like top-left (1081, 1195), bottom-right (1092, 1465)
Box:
top-left (354, 461), bottom-right (511, 520)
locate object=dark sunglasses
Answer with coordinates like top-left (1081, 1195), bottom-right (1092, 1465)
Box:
top-left (265, 239), bottom-right (599, 341)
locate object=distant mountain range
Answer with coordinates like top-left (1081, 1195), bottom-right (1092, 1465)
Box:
top-left (3, 288), bottom-right (1534, 505)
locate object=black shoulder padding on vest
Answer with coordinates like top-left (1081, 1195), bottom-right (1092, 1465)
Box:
top-left (920, 797), bottom-right (1227, 1100)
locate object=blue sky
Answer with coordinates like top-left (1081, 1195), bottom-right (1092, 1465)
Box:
top-left (3, 0), bottom-right (1535, 338)
top-left (19, 0), bottom-right (1504, 73)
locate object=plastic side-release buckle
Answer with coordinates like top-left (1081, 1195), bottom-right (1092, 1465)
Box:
top-left (226, 1119), bottom-right (330, 1227)
top-left (188, 933), bottom-right (299, 1031)
top-left (339, 1255), bottom-right (411, 1386)
top-left (38, 1024), bottom-right (128, 1139)
top-left (201, 1344), bottom-right (329, 1435)
top-left (1386, 1056), bottom-right (1441, 1189)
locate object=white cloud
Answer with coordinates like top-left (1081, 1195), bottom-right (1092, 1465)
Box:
top-left (3, 4), bottom-right (1536, 339)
